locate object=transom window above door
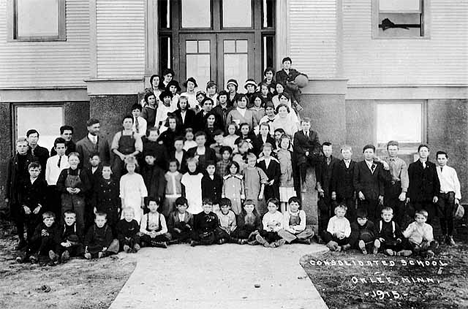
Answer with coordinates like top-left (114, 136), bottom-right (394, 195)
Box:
top-left (159, 0), bottom-right (275, 89)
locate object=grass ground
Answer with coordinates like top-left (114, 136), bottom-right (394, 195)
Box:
top-left (0, 219), bottom-right (136, 309)
top-left (301, 218), bottom-right (468, 309)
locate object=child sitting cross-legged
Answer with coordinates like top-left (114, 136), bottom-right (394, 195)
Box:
top-left (140, 198), bottom-right (171, 248)
top-left (256, 198), bottom-right (286, 248)
top-left (322, 204), bottom-right (351, 252)
top-left (191, 198), bottom-right (220, 247)
top-left (116, 207), bottom-right (141, 253)
top-left (16, 211), bottom-right (59, 265)
top-left (167, 197), bottom-right (194, 244)
top-left (215, 198), bottom-right (237, 244)
top-left (231, 199), bottom-right (262, 245)
top-left (278, 197), bottom-right (314, 244)
top-left (84, 212), bottom-right (120, 259)
top-left (400, 210), bottom-right (438, 258)
top-left (55, 210), bottom-right (84, 264)
top-left (375, 207), bottom-right (404, 256)
top-left (348, 209), bottom-right (377, 254)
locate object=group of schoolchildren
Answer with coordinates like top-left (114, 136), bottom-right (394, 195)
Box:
top-left (5, 56), bottom-right (462, 266)
top-left (319, 142), bottom-right (461, 260)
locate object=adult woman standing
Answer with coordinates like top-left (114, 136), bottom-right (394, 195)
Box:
top-left (111, 115), bottom-right (143, 179)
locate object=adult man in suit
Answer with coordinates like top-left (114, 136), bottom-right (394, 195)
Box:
top-left (407, 144), bottom-right (440, 224)
top-left (293, 117), bottom-right (321, 192)
top-left (353, 144), bottom-right (391, 222)
top-left (76, 118), bottom-right (110, 169)
top-left (331, 145), bottom-right (357, 221)
top-left (316, 142), bottom-right (340, 234)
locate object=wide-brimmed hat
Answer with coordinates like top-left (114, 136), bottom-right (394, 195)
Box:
top-left (226, 79), bottom-right (238, 89)
top-left (183, 77), bottom-right (198, 88)
top-left (244, 79), bottom-right (257, 89)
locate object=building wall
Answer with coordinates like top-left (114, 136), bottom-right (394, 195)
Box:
top-left (288, 0), bottom-right (338, 78)
top-left (95, 0), bottom-right (146, 79)
top-left (0, 0), bottom-right (90, 88)
top-left (343, 0), bottom-right (468, 85)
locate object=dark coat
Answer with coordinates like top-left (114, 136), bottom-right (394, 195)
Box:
top-left (253, 134), bottom-right (276, 157)
top-left (167, 211), bottom-right (194, 232)
top-left (141, 164), bottom-right (166, 203)
top-left (169, 150), bottom-right (189, 173)
top-left (186, 147), bottom-right (218, 171)
top-left (331, 160), bottom-right (356, 199)
top-left (349, 220), bottom-right (377, 246)
top-left (201, 174), bottom-right (223, 204)
top-left (174, 109), bottom-right (196, 132)
top-left (76, 135), bottom-right (111, 169)
top-left (257, 156), bottom-right (281, 200)
top-left (141, 138), bottom-right (169, 171)
top-left (5, 152), bottom-right (36, 205)
top-left (353, 161), bottom-right (389, 201)
top-left (28, 145), bottom-right (49, 178)
top-left (316, 156), bottom-right (340, 195)
top-left (19, 177), bottom-right (48, 209)
top-left (407, 160), bottom-right (440, 202)
top-left (293, 130), bottom-right (321, 165)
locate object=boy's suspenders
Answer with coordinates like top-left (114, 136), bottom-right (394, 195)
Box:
top-left (379, 221), bottom-right (396, 238)
top-left (146, 213), bottom-right (162, 232)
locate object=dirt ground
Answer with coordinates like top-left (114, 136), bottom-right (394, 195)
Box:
top-left (0, 219), bottom-right (136, 309)
top-left (301, 219), bottom-right (468, 309)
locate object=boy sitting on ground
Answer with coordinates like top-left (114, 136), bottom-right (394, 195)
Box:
top-left (191, 198), bottom-right (220, 247)
top-left (55, 210), bottom-right (84, 264)
top-left (400, 210), bottom-right (438, 258)
top-left (375, 207), bottom-right (404, 256)
top-left (140, 198), bottom-right (171, 248)
top-left (215, 198), bottom-right (237, 244)
top-left (84, 212), bottom-right (119, 259)
top-left (278, 197), bottom-right (314, 244)
top-left (116, 207), bottom-right (141, 253)
top-left (256, 198), bottom-right (286, 248)
top-left (16, 211), bottom-right (58, 265)
top-left (167, 197), bottom-right (194, 244)
top-left (349, 209), bottom-right (377, 254)
top-left (322, 204), bottom-right (351, 252)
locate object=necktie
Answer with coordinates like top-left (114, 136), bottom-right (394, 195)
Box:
top-left (135, 117), bottom-right (140, 134)
top-left (57, 156), bottom-right (62, 168)
top-left (440, 166), bottom-right (443, 172)
top-left (371, 164), bottom-right (376, 173)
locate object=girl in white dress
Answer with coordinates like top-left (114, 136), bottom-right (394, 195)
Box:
top-left (181, 157), bottom-right (204, 214)
top-left (119, 158), bottom-right (148, 224)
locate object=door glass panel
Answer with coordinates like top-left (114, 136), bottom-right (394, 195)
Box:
top-left (236, 40), bottom-right (248, 53)
top-left (186, 41), bottom-right (198, 53)
top-left (224, 40), bottom-right (235, 53)
top-left (158, 0), bottom-right (171, 29)
top-left (224, 54), bottom-right (248, 88)
top-left (223, 0), bottom-right (252, 28)
top-left (181, 0), bottom-right (211, 28)
top-left (187, 55), bottom-right (211, 90)
top-left (198, 41), bottom-right (210, 53)
top-left (262, 0), bottom-right (274, 28)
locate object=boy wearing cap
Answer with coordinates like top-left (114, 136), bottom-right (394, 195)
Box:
top-left (353, 144), bottom-right (391, 222)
